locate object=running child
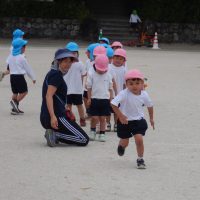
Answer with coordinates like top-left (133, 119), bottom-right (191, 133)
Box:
top-left (111, 69), bottom-right (154, 169)
top-left (7, 38), bottom-right (36, 115)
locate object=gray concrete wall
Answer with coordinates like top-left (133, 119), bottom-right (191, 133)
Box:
top-left (0, 17), bottom-right (80, 39)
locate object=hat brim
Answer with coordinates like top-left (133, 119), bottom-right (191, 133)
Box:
top-left (55, 52), bottom-right (78, 61)
top-left (95, 65), bottom-right (108, 72)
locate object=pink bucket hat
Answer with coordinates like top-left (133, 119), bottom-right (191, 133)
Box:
top-left (114, 48), bottom-right (127, 60)
top-left (93, 45), bottom-right (107, 56)
top-left (111, 41), bottom-right (123, 48)
top-left (125, 69), bottom-right (144, 81)
top-left (94, 54), bottom-right (109, 72)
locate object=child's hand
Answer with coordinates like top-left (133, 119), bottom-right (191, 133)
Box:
top-left (33, 80), bottom-right (36, 84)
top-left (150, 119), bottom-right (155, 130)
top-left (119, 114), bottom-right (128, 124)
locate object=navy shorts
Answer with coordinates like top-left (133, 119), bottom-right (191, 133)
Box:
top-left (10, 74), bottom-right (28, 94)
top-left (117, 118), bottom-right (148, 139)
top-left (90, 98), bottom-right (111, 116)
top-left (67, 94), bottom-right (83, 105)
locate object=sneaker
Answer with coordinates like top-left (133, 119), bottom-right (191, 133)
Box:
top-left (106, 123), bottom-right (111, 132)
top-left (114, 124), bottom-right (117, 132)
top-left (98, 134), bottom-right (106, 142)
top-left (89, 130), bottom-right (96, 141)
top-left (117, 145), bottom-right (125, 156)
top-left (18, 109), bottom-right (24, 114)
top-left (80, 118), bottom-right (86, 127)
top-left (137, 158), bottom-right (146, 169)
top-left (10, 100), bottom-right (20, 113)
top-left (11, 109), bottom-right (19, 115)
top-left (44, 129), bottom-right (57, 147)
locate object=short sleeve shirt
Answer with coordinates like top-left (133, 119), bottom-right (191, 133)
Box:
top-left (41, 69), bottom-right (67, 119)
top-left (111, 89), bottom-right (153, 120)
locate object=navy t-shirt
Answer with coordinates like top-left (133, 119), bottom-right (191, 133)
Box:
top-left (40, 69), bottom-right (67, 129)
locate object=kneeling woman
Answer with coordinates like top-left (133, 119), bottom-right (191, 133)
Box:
top-left (40, 48), bottom-right (89, 147)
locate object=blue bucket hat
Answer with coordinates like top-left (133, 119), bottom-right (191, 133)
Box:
top-left (87, 43), bottom-right (99, 61)
top-left (13, 29), bottom-right (24, 40)
top-left (12, 38), bottom-right (28, 56)
top-left (65, 42), bottom-right (79, 51)
top-left (99, 37), bottom-right (110, 45)
top-left (106, 47), bottom-right (114, 58)
top-left (54, 48), bottom-right (78, 61)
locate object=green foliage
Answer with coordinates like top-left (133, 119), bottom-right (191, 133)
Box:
top-left (140, 0), bottom-right (200, 23)
top-left (0, 0), bottom-right (91, 21)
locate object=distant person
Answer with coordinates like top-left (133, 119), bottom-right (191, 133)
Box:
top-left (111, 69), bottom-right (154, 169)
top-left (129, 9), bottom-right (142, 32)
top-left (40, 48), bottom-right (89, 147)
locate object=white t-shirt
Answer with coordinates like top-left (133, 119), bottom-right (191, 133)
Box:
top-left (111, 89), bottom-right (153, 120)
top-left (109, 63), bottom-right (127, 94)
top-left (129, 14), bottom-right (142, 23)
top-left (63, 61), bottom-right (86, 94)
top-left (87, 70), bottom-right (113, 99)
top-left (6, 54), bottom-right (36, 80)
top-left (83, 60), bottom-right (93, 92)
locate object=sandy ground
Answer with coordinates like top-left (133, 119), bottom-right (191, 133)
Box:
top-left (0, 39), bottom-right (200, 200)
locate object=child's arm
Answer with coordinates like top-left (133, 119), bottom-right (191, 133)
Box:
top-left (22, 58), bottom-right (36, 83)
top-left (112, 78), bottom-right (117, 96)
top-left (147, 106), bottom-right (155, 129)
top-left (111, 104), bottom-right (128, 124)
top-left (87, 88), bottom-right (92, 106)
top-left (46, 85), bottom-right (58, 130)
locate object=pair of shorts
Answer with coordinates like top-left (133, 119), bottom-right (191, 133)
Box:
top-left (67, 94), bottom-right (83, 105)
top-left (10, 74), bottom-right (28, 94)
top-left (90, 98), bottom-right (110, 116)
top-left (117, 118), bottom-right (148, 139)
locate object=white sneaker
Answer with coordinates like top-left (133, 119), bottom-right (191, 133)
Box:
top-left (98, 134), bottom-right (106, 142)
top-left (89, 130), bottom-right (96, 141)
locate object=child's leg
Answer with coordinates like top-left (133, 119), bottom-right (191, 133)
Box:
top-left (99, 116), bottom-right (106, 132)
top-left (134, 134), bottom-right (144, 157)
top-left (77, 104), bottom-right (86, 126)
top-left (98, 116), bottom-right (106, 142)
top-left (91, 116), bottom-right (98, 129)
top-left (89, 116), bottom-right (98, 141)
top-left (117, 138), bottom-right (129, 156)
top-left (77, 104), bottom-right (85, 119)
top-left (119, 138), bottom-right (129, 148)
top-left (16, 92), bottom-right (28, 103)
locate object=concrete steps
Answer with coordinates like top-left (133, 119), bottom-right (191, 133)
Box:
top-left (97, 17), bottom-right (139, 42)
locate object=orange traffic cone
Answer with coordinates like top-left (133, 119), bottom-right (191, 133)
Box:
top-left (152, 32), bottom-right (160, 49)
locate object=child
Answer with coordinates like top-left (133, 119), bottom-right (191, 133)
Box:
top-left (7, 38), bottom-right (36, 115)
top-left (129, 10), bottom-right (142, 32)
top-left (111, 41), bottom-right (123, 51)
top-left (40, 48), bottom-right (89, 147)
top-left (109, 48), bottom-right (127, 131)
top-left (111, 69), bottom-right (154, 169)
top-left (99, 37), bottom-right (110, 45)
top-left (0, 29), bottom-right (25, 82)
top-left (64, 42), bottom-right (87, 127)
top-left (87, 54), bottom-right (113, 142)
